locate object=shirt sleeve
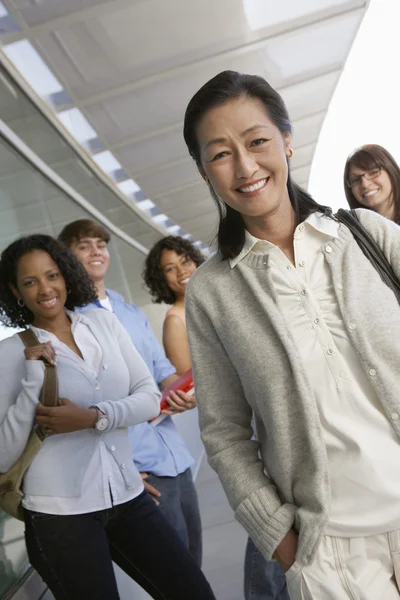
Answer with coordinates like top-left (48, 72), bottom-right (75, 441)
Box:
top-left (140, 309), bottom-right (176, 385)
top-left (186, 293), bottom-right (296, 560)
top-left (0, 339), bottom-right (45, 472)
top-left (95, 315), bottom-right (161, 430)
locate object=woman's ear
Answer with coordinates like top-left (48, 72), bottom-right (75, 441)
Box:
top-left (284, 133), bottom-right (293, 158)
top-left (9, 282), bottom-right (20, 300)
top-left (199, 167), bottom-right (210, 187)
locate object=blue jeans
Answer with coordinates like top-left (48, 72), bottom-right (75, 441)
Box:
top-left (245, 537), bottom-right (290, 600)
top-left (24, 490), bottom-right (215, 600)
top-left (146, 467), bottom-right (202, 566)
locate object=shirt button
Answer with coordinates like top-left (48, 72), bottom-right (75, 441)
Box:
top-left (369, 369), bottom-right (376, 377)
top-left (327, 348), bottom-right (334, 355)
top-left (325, 245), bottom-right (332, 253)
top-left (337, 284), bottom-right (343, 290)
top-left (111, 446), bottom-right (116, 451)
top-left (299, 261), bottom-right (305, 267)
top-left (299, 224), bottom-right (305, 232)
top-left (314, 317), bottom-right (320, 324)
top-left (301, 289), bottom-right (307, 296)
top-left (286, 265), bottom-right (291, 270)
top-left (121, 463), bottom-right (126, 470)
top-left (391, 413), bottom-right (399, 421)
top-left (103, 364), bottom-right (108, 370)
top-left (349, 322), bottom-right (356, 330)
top-left (95, 384), bottom-right (100, 390)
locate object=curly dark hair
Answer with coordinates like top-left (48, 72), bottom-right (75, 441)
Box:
top-left (0, 234), bottom-right (98, 328)
top-left (143, 236), bottom-right (205, 304)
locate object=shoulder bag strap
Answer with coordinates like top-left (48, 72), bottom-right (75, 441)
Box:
top-left (18, 329), bottom-right (59, 407)
top-left (335, 208), bottom-right (400, 304)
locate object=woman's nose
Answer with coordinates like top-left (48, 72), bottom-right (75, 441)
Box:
top-left (235, 150), bottom-right (258, 180)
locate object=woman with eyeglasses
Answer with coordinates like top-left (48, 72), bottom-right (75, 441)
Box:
top-left (344, 144), bottom-right (400, 224)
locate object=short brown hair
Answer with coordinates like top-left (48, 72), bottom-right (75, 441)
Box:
top-left (344, 144), bottom-right (400, 224)
top-left (58, 219), bottom-right (110, 248)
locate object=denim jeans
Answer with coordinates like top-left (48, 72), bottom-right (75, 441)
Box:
top-left (244, 537), bottom-right (290, 600)
top-left (146, 467), bottom-right (202, 566)
top-left (24, 490), bottom-right (215, 600)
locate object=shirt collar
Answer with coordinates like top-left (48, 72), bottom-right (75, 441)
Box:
top-left (229, 212), bottom-right (339, 268)
top-left (30, 309), bottom-right (85, 337)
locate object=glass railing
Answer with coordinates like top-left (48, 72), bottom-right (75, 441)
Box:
top-left (0, 509), bottom-right (27, 597)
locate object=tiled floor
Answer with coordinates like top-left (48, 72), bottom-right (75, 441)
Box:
top-left (196, 458), bottom-right (247, 600)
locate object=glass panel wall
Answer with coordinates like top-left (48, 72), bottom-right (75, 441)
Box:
top-left (0, 135), bottom-right (150, 598)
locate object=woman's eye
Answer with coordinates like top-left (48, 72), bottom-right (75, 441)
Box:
top-left (211, 151), bottom-right (229, 161)
top-left (48, 272), bottom-right (58, 279)
top-left (250, 138), bottom-right (267, 147)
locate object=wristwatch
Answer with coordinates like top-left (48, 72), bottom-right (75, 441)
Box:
top-left (91, 406), bottom-right (109, 432)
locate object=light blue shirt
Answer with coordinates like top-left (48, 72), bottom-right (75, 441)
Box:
top-left (79, 289), bottom-right (193, 476)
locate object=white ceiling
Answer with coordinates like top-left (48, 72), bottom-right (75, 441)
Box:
top-left (1, 0), bottom-right (369, 247)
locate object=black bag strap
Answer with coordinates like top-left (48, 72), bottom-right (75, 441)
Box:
top-left (335, 208), bottom-right (400, 304)
top-left (18, 329), bottom-right (59, 408)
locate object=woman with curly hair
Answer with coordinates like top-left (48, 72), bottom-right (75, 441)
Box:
top-left (0, 234), bottom-right (216, 600)
top-left (344, 144), bottom-right (400, 224)
top-left (143, 236), bottom-right (204, 375)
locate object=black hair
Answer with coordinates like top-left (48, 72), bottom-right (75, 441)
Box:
top-left (183, 70), bottom-right (331, 259)
top-left (0, 234), bottom-right (98, 328)
top-left (143, 236), bottom-right (204, 304)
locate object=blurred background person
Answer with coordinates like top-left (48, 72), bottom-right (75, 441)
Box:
top-left (344, 144), bottom-right (400, 224)
top-left (0, 234), bottom-right (216, 600)
top-left (58, 220), bottom-right (202, 566)
top-left (143, 236), bottom-right (204, 375)
top-left (144, 236), bottom-right (288, 600)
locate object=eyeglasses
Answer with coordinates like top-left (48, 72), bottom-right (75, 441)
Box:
top-left (347, 167), bottom-right (382, 189)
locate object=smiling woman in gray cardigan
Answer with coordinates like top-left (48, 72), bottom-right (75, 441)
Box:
top-left (183, 70), bottom-right (400, 600)
top-left (0, 234), bottom-right (216, 600)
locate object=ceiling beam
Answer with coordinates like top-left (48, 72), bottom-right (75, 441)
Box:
top-left (1, 0), bottom-right (138, 44)
top-left (0, 49), bottom-right (168, 237)
top-left (15, 1), bottom-right (366, 109)
top-left (0, 117), bottom-right (151, 255)
top-left (108, 83), bottom-right (336, 152)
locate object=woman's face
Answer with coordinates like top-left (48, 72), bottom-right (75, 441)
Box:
top-left (11, 250), bottom-right (67, 323)
top-left (160, 249), bottom-right (197, 299)
top-left (348, 164), bottom-right (393, 214)
top-left (196, 96), bottom-right (292, 225)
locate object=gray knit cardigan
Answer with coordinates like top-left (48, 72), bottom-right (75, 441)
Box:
top-left (186, 209), bottom-right (400, 566)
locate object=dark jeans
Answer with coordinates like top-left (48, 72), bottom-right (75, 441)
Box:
top-left (146, 467), bottom-right (202, 566)
top-left (24, 490), bottom-right (216, 600)
top-left (244, 537), bottom-right (290, 600)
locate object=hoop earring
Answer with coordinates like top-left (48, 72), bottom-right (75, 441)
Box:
top-left (204, 177), bottom-right (211, 187)
top-left (287, 148), bottom-right (294, 158)
top-left (17, 298), bottom-right (24, 308)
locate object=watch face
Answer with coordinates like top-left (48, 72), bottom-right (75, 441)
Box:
top-left (96, 416), bottom-right (108, 432)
